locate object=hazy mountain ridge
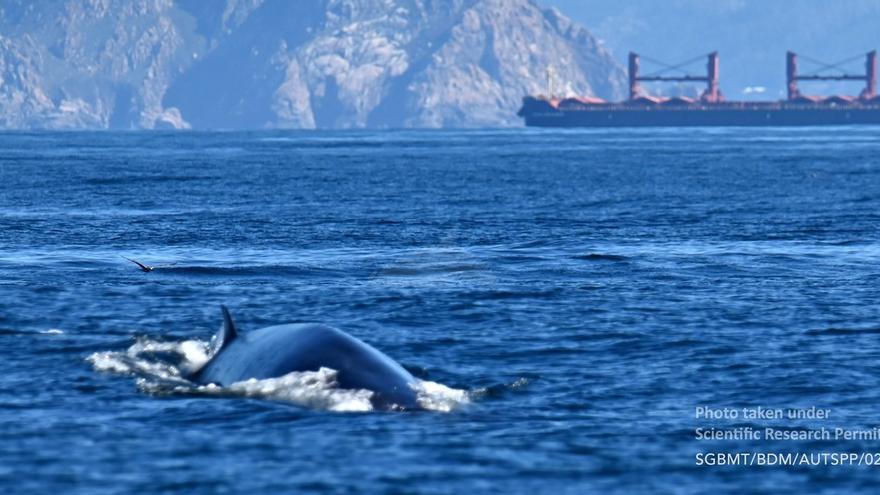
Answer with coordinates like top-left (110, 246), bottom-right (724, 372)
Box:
top-left (0, 0), bottom-right (625, 129)
top-left (0, 0), bottom-right (202, 129)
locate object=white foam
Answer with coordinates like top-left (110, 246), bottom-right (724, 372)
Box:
top-left (414, 379), bottom-right (470, 412)
top-left (88, 337), bottom-right (470, 413)
top-left (211, 368), bottom-right (375, 412)
top-left (177, 340), bottom-right (212, 373)
top-left (40, 328), bottom-right (64, 335)
top-left (87, 337), bottom-right (208, 384)
top-left (87, 349), bottom-right (189, 384)
top-left (88, 351), bottom-right (133, 374)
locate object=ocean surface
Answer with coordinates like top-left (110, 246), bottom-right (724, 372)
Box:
top-left (2, 128), bottom-right (880, 493)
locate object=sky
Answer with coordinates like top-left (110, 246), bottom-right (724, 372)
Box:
top-left (541, 0), bottom-right (880, 101)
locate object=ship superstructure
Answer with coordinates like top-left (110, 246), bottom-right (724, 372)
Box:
top-left (518, 51), bottom-right (880, 127)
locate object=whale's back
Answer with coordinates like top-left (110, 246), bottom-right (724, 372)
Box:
top-left (193, 321), bottom-right (420, 410)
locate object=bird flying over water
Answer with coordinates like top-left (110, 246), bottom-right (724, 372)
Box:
top-left (121, 256), bottom-right (176, 272)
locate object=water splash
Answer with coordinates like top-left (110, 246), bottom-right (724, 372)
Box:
top-left (88, 337), bottom-right (469, 413)
top-left (413, 380), bottom-right (470, 412)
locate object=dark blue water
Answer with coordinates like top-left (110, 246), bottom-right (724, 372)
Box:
top-left (3, 128), bottom-right (880, 493)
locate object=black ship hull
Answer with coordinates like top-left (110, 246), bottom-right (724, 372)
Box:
top-left (518, 98), bottom-right (880, 127)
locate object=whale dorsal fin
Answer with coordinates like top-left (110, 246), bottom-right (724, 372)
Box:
top-left (209, 305), bottom-right (238, 356)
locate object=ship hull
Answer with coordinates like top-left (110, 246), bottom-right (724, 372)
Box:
top-left (521, 108), bottom-right (880, 127)
top-left (518, 98), bottom-right (880, 127)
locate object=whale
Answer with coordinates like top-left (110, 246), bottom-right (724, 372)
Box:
top-left (188, 306), bottom-right (422, 410)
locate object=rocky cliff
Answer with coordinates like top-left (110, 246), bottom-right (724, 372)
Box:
top-left (0, 0), bottom-right (625, 129)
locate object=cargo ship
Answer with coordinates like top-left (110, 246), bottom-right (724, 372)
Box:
top-left (518, 51), bottom-right (880, 127)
